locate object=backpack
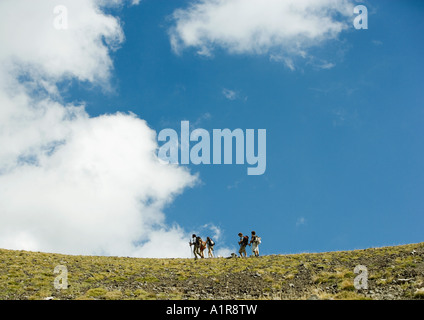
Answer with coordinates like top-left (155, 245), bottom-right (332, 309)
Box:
top-left (196, 236), bottom-right (202, 245)
top-left (255, 236), bottom-right (261, 244)
top-left (209, 239), bottom-right (215, 246)
top-left (243, 236), bottom-right (249, 245)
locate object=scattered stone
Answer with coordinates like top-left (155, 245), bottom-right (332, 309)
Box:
top-left (395, 278), bottom-right (414, 283)
top-left (414, 288), bottom-right (424, 298)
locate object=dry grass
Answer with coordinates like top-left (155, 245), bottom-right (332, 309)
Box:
top-left (0, 242), bottom-right (423, 300)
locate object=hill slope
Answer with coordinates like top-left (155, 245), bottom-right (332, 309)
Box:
top-left (1, 243), bottom-right (424, 300)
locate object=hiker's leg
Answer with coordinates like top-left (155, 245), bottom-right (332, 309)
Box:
top-left (241, 246), bottom-right (246, 257)
top-left (251, 243), bottom-right (257, 257)
top-left (239, 246), bottom-right (245, 257)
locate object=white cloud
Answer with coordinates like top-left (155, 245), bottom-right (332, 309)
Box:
top-left (270, 54), bottom-right (296, 71)
top-left (332, 106), bottom-right (359, 127)
top-left (372, 40), bottom-right (383, 46)
top-left (318, 62), bottom-right (336, 70)
top-left (0, 0), bottom-right (126, 84)
top-left (0, 0), bottom-right (220, 258)
top-left (222, 88), bottom-right (238, 100)
top-left (198, 224), bottom-right (235, 257)
top-left (296, 217), bottom-right (306, 226)
top-left (200, 223), bottom-right (222, 241)
top-left (169, 0), bottom-right (355, 67)
top-left (222, 88), bottom-right (247, 101)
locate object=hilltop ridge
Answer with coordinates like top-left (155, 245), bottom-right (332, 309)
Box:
top-left (1, 242), bottom-right (423, 300)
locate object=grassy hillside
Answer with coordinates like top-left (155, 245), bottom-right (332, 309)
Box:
top-left (1, 242), bottom-right (424, 300)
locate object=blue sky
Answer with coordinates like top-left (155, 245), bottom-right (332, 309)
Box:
top-left (0, 0), bottom-right (423, 257)
top-left (80, 0), bottom-right (424, 255)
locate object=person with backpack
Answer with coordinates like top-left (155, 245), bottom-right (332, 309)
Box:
top-left (189, 234), bottom-right (202, 260)
top-left (238, 232), bottom-right (248, 258)
top-left (206, 237), bottom-right (215, 258)
top-left (250, 231), bottom-right (261, 257)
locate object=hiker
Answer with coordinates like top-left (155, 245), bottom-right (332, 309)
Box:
top-left (206, 237), bottom-right (215, 258)
top-left (238, 233), bottom-right (248, 258)
top-left (190, 234), bottom-right (207, 259)
top-left (189, 234), bottom-right (201, 260)
top-left (250, 231), bottom-right (261, 257)
top-left (198, 236), bottom-right (207, 259)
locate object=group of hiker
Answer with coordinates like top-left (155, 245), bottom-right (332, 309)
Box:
top-left (189, 235), bottom-right (215, 259)
top-left (238, 231), bottom-right (261, 258)
top-left (189, 231), bottom-right (261, 260)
